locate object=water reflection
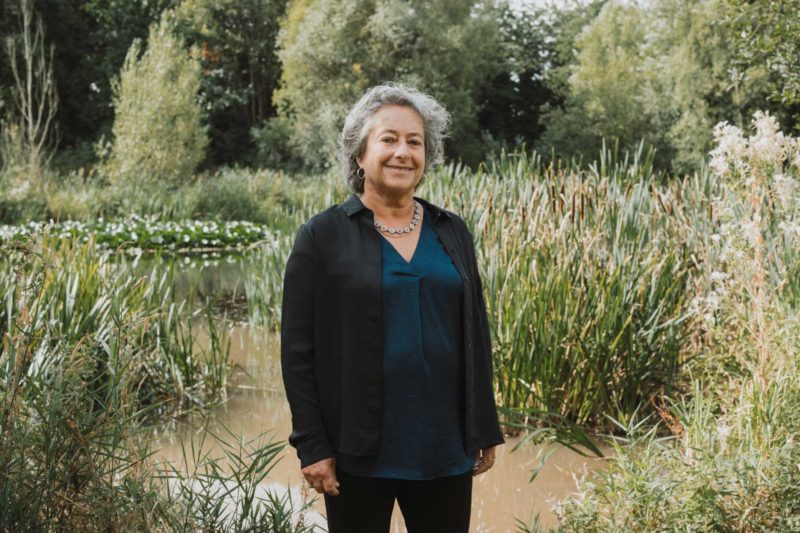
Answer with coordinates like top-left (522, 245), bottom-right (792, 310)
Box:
top-left (113, 250), bottom-right (255, 309)
top-left (152, 323), bottom-right (607, 531)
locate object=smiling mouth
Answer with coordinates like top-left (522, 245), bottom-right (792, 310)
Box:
top-left (386, 165), bottom-right (414, 171)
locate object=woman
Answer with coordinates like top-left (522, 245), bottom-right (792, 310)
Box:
top-left (281, 83), bottom-right (504, 533)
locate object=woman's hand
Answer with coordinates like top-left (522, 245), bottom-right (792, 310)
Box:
top-left (472, 445), bottom-right (497, 476)
top-left (302, 457), bottom-right (340, 496)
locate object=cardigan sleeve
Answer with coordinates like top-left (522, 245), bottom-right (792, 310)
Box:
top-left (281, 223), bottom-right (334, 467)
top-left (464, 224), bottom-right (505, 447)
top-left (464, 229), bottom-right (495, 379)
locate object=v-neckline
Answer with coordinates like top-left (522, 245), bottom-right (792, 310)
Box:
top-left (379, 213), bottom-right (426, 266)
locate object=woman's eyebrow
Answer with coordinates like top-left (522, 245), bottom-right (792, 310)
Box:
top-left (378, 128), bottom-right (423, 137)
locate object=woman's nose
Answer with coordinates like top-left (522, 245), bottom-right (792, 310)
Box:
top-left (394, 141), bottom-right (411, 158)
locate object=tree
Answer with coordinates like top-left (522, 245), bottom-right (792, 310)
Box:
top-left (476, 3), bottom-right (560, 151)
top-left (726, 0), bottom-right (800, 131)
top-left (101, 11), bottom-right (208, 189)
top-left (32, 0), bottom-right (286, 168)
top-left (539, 0), bottom-right (769, 174)
top-left (2, 0), bottom-right (58, 195)
top-left (539, 1), bottom-right (662, 165)
top-left (173, 0), bottom-right (289, 165)
top-left (22, 0), bottom-right (178, 164)
top-left (272, 0), bottom-right (502, 170)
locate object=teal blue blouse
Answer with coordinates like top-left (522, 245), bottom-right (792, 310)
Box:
top-left (336, 205), bottom-right (475, 479)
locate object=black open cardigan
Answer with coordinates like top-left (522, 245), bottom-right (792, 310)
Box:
top-left (280, 193), bottom-right (504, 468)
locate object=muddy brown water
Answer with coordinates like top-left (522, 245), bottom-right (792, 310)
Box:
top-left (151, 321), bottom-right (608, 532)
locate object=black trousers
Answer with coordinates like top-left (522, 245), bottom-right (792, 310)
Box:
top-left (323, 468), bottom-right (473, 533)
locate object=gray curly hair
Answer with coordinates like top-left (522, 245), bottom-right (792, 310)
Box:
top-left (338, 83), bottom-right (451, 194)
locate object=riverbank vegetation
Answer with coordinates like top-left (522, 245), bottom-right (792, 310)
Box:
top-left (552, 110), bottom-right (800, 531)
top-left (0, 233), bottom-right (315, 530)
top-left (2, 0), bottom-right (800, 529)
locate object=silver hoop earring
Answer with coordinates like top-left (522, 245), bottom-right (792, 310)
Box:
top-left (356, 168), bottom-right (365, 178)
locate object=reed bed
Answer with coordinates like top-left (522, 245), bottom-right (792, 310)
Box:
top-left (158, 425), bottom-right (316, 531)
top-left (0, 233), bottom-right (311, 530)
top-left (244, 235), bottom-right (293, 330)
top-left (0, 233), bottom-right (230, 416)
top-left (241, 170), bottom-right (345, 331)
top-left (552, 302), bottom-right (800, 531)
top-left (0, 325), bottom-right (311, 531)
top-left (423, 151), bottom-right (714, 428)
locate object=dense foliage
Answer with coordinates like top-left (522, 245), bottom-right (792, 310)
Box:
top-left (551, 110), bottom-right (800, 532)
top-left (172, 0), bottom-right (289, 165)
top-left (2, 0), bottom-right (799, 179)
top-left (540, 0), bottom-right (775, 173)
top-left (272, 0), bottom-right (502, 168)
top-left (727, 0), bottom-right (800, 127)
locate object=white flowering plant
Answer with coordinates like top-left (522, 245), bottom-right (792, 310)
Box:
top-left (704, 111), bottom-right (800, 378)
top-left (0, 217), bottom-right (273, 254)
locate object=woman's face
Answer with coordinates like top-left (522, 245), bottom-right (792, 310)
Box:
top-left (357, 105), bottom-right (425, 196)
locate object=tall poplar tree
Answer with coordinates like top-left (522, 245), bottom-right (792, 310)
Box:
top-left (102, 11), bottom-right (207, 188)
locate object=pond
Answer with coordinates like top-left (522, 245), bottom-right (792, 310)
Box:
top-left (145, 256), bottom-right (607, 531)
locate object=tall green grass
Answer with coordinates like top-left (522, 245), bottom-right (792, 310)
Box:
top-left (1, 304), bottom-right (166, 529)
top-left (244, 235), bottom-right (292, 330)
top-left (423, 151), bottom-right (714, 428)
top-left (554, 312), bottom-right (800, 531)
top-left (0, 234), bottom-right (230, 415)
top-left (0, 234), bottom-right (312, 530)
top-left (240, 170), bottom-right (345, 330)
top-left (0, 327), bottom-right (312, 531)
top-left (544, 113), bottom-right (800, 530)
top-left (159, 424), bottom-right (316, 531)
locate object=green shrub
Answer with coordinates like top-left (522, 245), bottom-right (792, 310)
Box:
top-left (557, 324), bottom-right (800, 531)
top-left (191, 168), bottom-right (270, 223)
top-left (250, 115), bottom-right (305, 172)
top-left (0, 194), bottom-right (46, 224)
top-left (191, 167), bottom-right (347, 231)
top-left (0, 121), bottom-right (48, 223)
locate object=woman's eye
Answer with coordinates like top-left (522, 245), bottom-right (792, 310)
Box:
top-left (381, 137), bottom-right (395, 143)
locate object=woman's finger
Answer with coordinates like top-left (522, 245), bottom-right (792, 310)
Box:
top-left (472, 447), bottom-right (497, 476)
top-left (484, 450), bottom-right (496, 468)
top-left (322, 474), bottom-right (341, 496)
top-left (472, 454), bottom-right (486, 476)
top-left (472, 461), bottom-right (488, 476)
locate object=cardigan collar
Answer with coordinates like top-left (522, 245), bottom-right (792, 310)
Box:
top-left (341, 193), bottom-right (452, 220)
